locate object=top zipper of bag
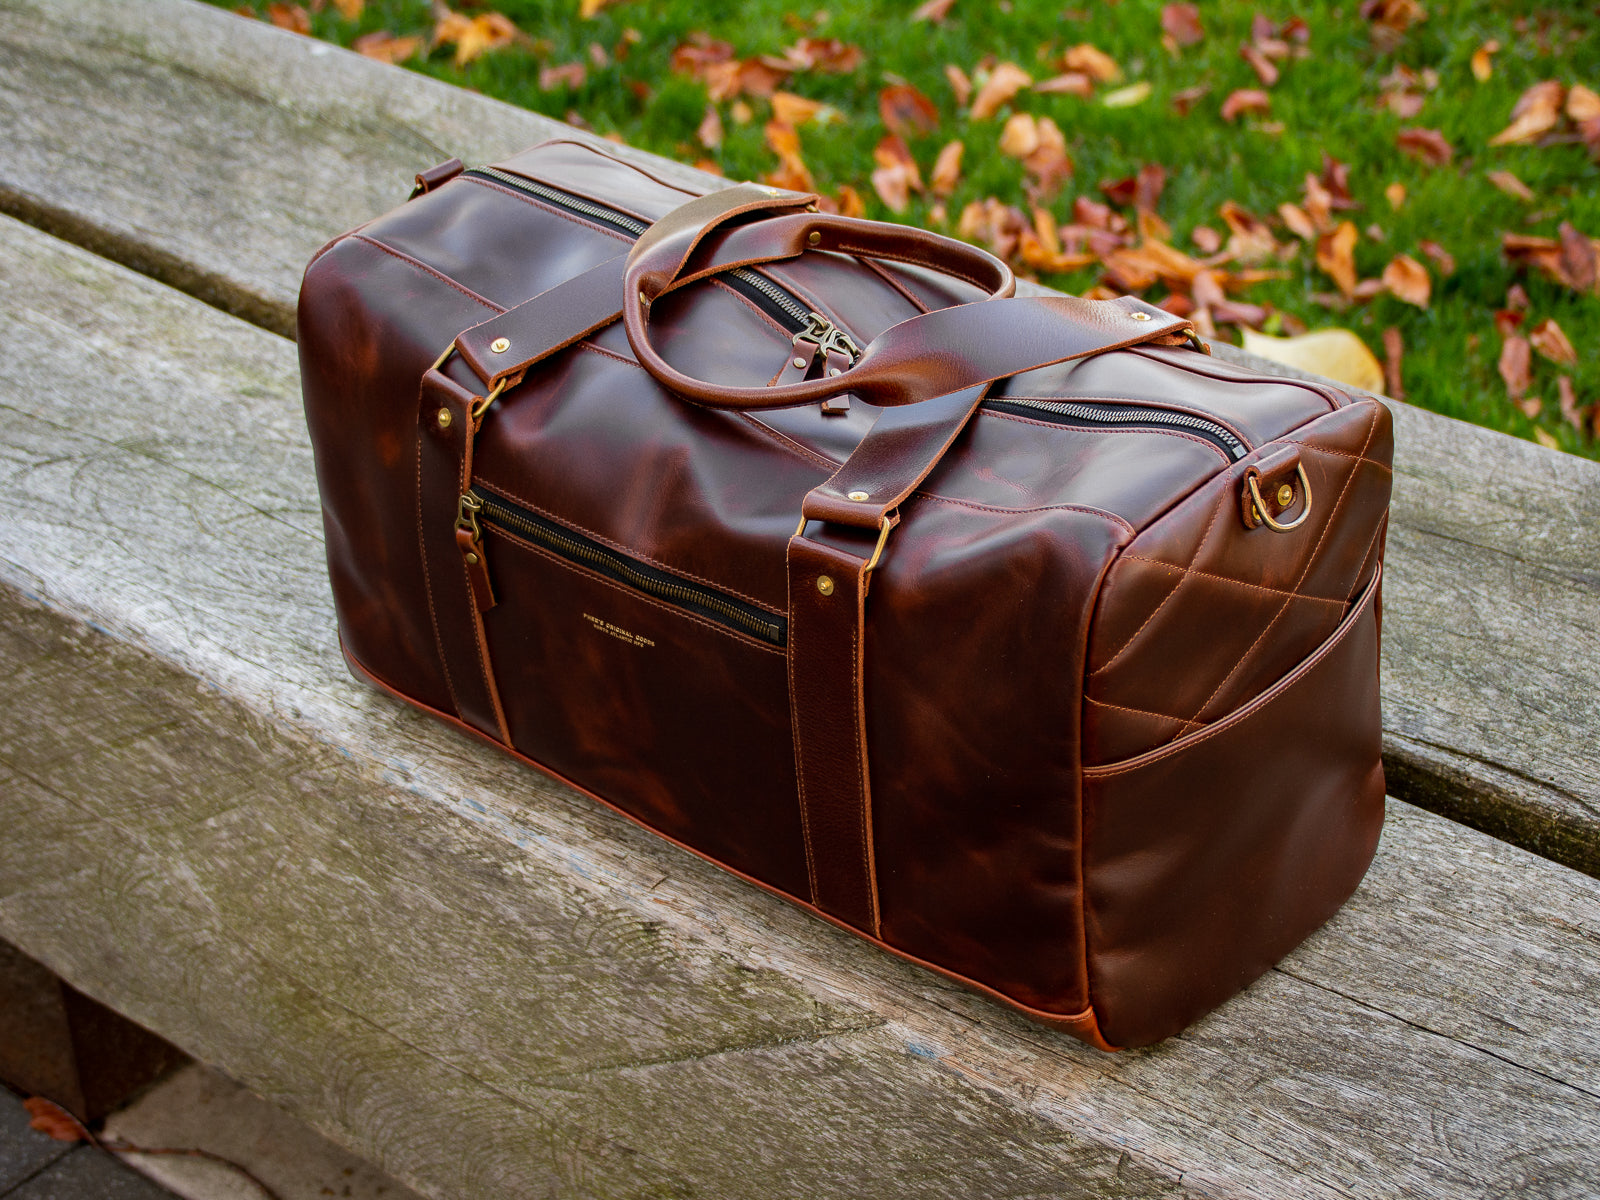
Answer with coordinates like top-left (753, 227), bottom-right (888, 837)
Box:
top-left (463, 167), bottom-right (1248, 458)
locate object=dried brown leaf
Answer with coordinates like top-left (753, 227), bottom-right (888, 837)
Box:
top-left (970, 62), bottom-right (1032, 120)
top-left (1559, 221), bottom-right (1599, 291)
top-left (1568, 84), bottom-right (1600, 123)
top-left (353, 31), bottom-right (422, 63)
top-left (1190, 225), bottom-right (1222, 254)
top-left (331, 0), bottom-right (362, 19)
top-left (266, 2), bottom-right (310, 33)
top-left (579, 0), bottom-right (622, 16)
top-left (696, 105), bottom-right (723, 149)
top-left (998, 113), bottom-right (1040, 159)
top-left (771, 91), bottom-right (825, 126)
top-left (1241, 43), bottom-right (1279, 87)
top-left (1278, 202), bottom-right (1317, 240)
top-left (944, 64), bottom-right (972, 109)
top-left (1490, 81), bottom-right (1565, 146)
top-left (1221, 89), bottom-right (1271, 122)
top-left (1499, 334), bottom-right (1531, 400)
top-left (911, 0), bottom-right (957, 21)
top-left (1418, 240), bottom-right (1455, 275)
top-left (435, 10), bottom-right (521, 67)
top-left (24, 1099), bottom-right (86, 1143)
top-left (1396, 126), bottom-right (1452, 166)
top-left (1529, 317), bottom-right (1577, 365)
top-left (1486, 170), bottom-right (1534, 202)
top-left (870, 133), bottom-right (922, 212)
top-left (1385, 181), bottom-right (1406, 209)
top-left (930, 139), bottom-right (964, 196)
top-left (1382, 254), bottom-right (1430, 307)
top-left (540, 61), bottom-right (586, 90)
top-left (879, 83), bottom-right (940, 140)
top-left (1062, 43), bottom-right (1121, 83)
top-left (783, 38), bottom-right (864, 73)
top-left (1161, 3), bottom-right (1204, 47)
top-left (1316, 221), bottom-right (1360, 298)
top-left (1219, 200), bottom-right (1279, 263)
top-left (1035, 72), bottom-right (1094, 97)
top-left (1171, 84), bottom-right (1210, 116)
top-left (1382, 327), bottom-right (1405, 398)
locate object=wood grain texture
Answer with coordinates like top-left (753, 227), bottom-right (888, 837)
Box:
top-left (3, 211), bottom-right (1600, 1199)
top-left (2, 0), bottom-right (1597, 877)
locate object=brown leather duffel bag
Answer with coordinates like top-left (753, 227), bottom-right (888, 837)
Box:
top-left (299, 139), bottom-right (1391, 1049)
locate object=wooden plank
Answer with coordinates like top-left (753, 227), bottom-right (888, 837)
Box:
top-left (2, 0), bottom-right (1596, 878)
top-left (4, 209), bottom-right (1600, 1199)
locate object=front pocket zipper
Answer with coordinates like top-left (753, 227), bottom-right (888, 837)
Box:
top-left (463, 485), bottom-right (787, 648)
top-left (986, 399), bottom-right (1248, 460)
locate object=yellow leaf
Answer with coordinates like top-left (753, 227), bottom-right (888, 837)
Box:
top-left (1240, 328), bottom-right (1384, 393)
top-left (771, 92), bottom-right (825, 126)
top-left (1385, 181), bottom-right (1406, 209)
top-left (1469, 39), bottom-right (1497, 82)
top-left (1533, 427), bottom-right (1560, 449)
top-left (1101, 81), bottom-right (1152, 108)
top-left (998, 113), bottom-right (1040, 159)
top-left (580, 0), bottom-right (623, 17)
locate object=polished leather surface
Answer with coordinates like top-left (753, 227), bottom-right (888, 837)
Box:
top-left (300, 138), bottom-right (1394, 1048)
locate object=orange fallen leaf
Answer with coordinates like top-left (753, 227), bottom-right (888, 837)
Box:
top-left (1278, 202), bottom-right (1316, 240)
top-left (1491, 79), bottom-right (1565, 145)
top-left (696, 105), bottom-right (723, 149)
top-left (834, 185), bottom-right (867, 218)
top-left (1555, 376), bottom-right (1584, 432)
top-left (1396, 126), bottom-right (1452, 166)
top-left (763, 121), bottom-right (814, 192)
top-left (1529, 317), bottom-right (1577, 365)
top-left (879, 83), bottom-right (940, 140)
top-left (1102, 82), bottom-right (1152, 108)
top-left (1568, 85), bottom-right (1600, 123)
top-left (1382, 327), bottom-right (1405, 399)
top-left (1171, 84), bottom-right (1210, 116)
top-left (1221, 89), bottom-right (1271, 122)
top-left (1161, 4), bottom-right (1204, 47)
top-left (1419, 240), bottom-right (1455, 275)
top-left (771, 91), bottom-right (826, 126)
top-left (1470, 39), bottom-right (1498, 82)
top-left (970, 62), bottom-right (1032, 120)
top-left (783, 37), bottom-right (864, 74)
top-left (541, 62), bottom-right (586, 90)
top-left (1035, 72), bottom-right (1094, 98)
top-left (1062, 43), bottom-right (1120, 83)
top-left (1219, 200), bottom-right (1279, 263)
top-left (434, 10), bottom-right (521, 67)
top-left (1191, 225), bottom-right (1222, 254)
top-left (870, 133), bottom-right (922, 213)
top-left (266, 2), bottom-right (310, 33)
top-left (579, 0), bottom-right (623, 16)
top-left (944, 64), bottom-right (972, 109)
top-left (331, 0), bottom-right (363, 19)
top-left (998, 113), bottom-right (1040, 159)
top-left (1486, 170), bottom-right (1534, 202)
top-left (1560, 221), bottom-right (1599, 291)
top-left (1360, 0), bottom-right (1427, 46)
top-left (354, 31), bottom-right (422, 63)
top-left (1316, 221), bottom-right (1360, 298)
top-left (1499, 333), bottom-right (1531, 400)
top-left (1385, 181), bottom-right (1407, 209)
top-left (911, 0), bottom-right (957, 21)
top-left (1382, 254), bottom-right (1430, 307)
top-left (24, 1099), bottom-right (86, 1143)
top-left (931, 140), bottom-right (964, 196)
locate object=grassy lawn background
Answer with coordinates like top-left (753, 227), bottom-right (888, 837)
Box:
top-left (223, 0), bottom-right (1599, 458)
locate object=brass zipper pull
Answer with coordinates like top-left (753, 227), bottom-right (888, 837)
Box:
top-left (455, 492), bottom-right (497, 611)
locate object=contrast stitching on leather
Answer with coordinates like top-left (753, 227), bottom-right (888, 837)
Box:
top-left (1131, 344), bottom-right (1344, 413)
top-left (415, 427), bottom-right (462, 717)
top-left (741, 414), bottom-right (838, 471)
top-left (352, 236), bottom-right (503, 311)
top-left (1088, 482), bottom-right (1232, 677)
top-left (484, 526), bottom-right (786, 654)
top-left (1084, 694), bottom-right (1206, 732)
top-left (787, 543), bottom-right (821, 903)
top-left (462, 177), bottom-right (637, 245)
top-left (1117, 556), bottom-right (1350, 605)
top-left (508, 139), bottom-right (703, 200)
top-left (856, 256), bottom-right (934, 313)
top-left (912, 492), bottom-right (1137, 536)
top-left (477, 481), bottom-right (785, 615)
top-left (1280, 439), bottom-right (1395, 472)
top-left (979, 407), bottom-right (1231, 465)
top-left (1186, 413), bottom-right (1381, 725)
top-left (1083, 566), bottom-right (1379, 778)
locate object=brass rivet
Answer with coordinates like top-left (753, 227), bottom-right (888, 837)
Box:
top-left (807, 231), bottom-right (822, 247)
top-left (1277, 483), bottom-right (1295, 507)
top-left (794, 357), bottom-right (808, 368)
top-left (1130, 311), bottom-right (1152, 321)
top-left (436, 408), bottom-right (452, 429)
top-left (828, 368), bottom-right (842, 376)
top-left (816, 575), bottom-right (835, 596)
top-left (848, 490), bottom-right (869, 502)
top-left (638, 290), bottom-right (648, 306)
top-left (490, 337), bottom-right (510, 354)
top-left (765, 187), bottom-right (782, 196)
top-left (465, 552), bottom-right (479, 565)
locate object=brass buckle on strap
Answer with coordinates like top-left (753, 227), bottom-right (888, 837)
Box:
top-left (792, 512), bottom-right (897, 574)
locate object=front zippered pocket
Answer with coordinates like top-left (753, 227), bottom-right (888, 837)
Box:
top-left (986, 399), bottom-right (1248, 460)
top-left (464, 485), bottom-right (787, 648)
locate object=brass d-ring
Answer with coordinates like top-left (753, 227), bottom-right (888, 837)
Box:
top-left (470, 377), bottom-right (507, 421)
top-left (1248, 464), bottom-right (1313, 533)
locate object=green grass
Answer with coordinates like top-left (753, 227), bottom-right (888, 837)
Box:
top-left (225, 0), bottom-right (1600, 457)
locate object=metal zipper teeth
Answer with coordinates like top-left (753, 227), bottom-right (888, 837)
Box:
top-left (465, 167), bottom-right (812, 328)
top-left (472, 490), bottom-right (786, 647)
top-left (986, 399), bottom-right (1249, 460)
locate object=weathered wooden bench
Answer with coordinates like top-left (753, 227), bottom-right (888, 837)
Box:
top-left (1, 1), bottom-right (1597, 1195)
